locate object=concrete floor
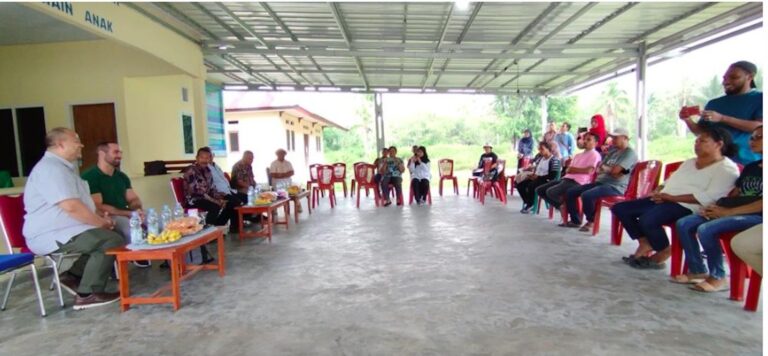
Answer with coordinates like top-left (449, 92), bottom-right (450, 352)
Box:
top-left (0, 193), bottom-right (762, 355)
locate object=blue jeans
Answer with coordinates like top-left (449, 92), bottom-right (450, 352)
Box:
top-left (676, 214), bottom-right (763, 279)
top-left (610, 198), bottom-right (692, 252)
top-left (565, 183), bottom-right (622, 224)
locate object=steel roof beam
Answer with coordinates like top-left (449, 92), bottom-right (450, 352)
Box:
top-left (208, 68), bottom-right (587, 76)
top-left (220, 84), bottom-right (547, 96)
top-left (432, 2), bottom-right (483, 88)
top-left (258, 2), bottom-right (334, 86)
top-left (206, 48), bottom-right (636, 60)
top-left (493, 2), bottom-right (597, 89)
top-left (221, 54), bottom-right (275, 88)
top-left (329, 2), bottom-right (369, 90)
top-left (421, 3), bottom-right (454, 90)
top-left (466, 2), bottom-right (561, 88)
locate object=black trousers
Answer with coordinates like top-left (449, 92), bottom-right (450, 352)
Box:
top-left (411, 178), bottom-right (430, 201)
top-left (516, 176), bottom-right (549, 206)
top-left (189, 194), bottom-right (241, 228)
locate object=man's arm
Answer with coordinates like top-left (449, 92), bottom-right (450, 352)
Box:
top-left (567, 166), bottom-right (595, 174)
top-left (705, 111), bottom-right (763, 132)
top-left (91, 193), bottom-right (131, 218)
top-left (125, 189), bottom-right (143, 211)
top-left (59, 198), bottom-right (113, 228)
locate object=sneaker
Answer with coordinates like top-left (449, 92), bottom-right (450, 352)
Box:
top-left (132, 260), bottom-right (151, 268)
top-left (59, 273), bottom-right (80, 296)
top-left (520, 205), bottom-right (531, 214)
top-left (73, 292), bottom-right (120, 310)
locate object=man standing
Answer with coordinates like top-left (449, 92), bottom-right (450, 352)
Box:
top-left (270, 148), bottom-right (301, 212)
top-left (562, 128), bottom-right (638, 230)
top-left (81, 142), bottom-right (149, 268)
top-left (680, 60), bottom-right (762, 165)
top-left (555, 122), bottom-right (576, 159)
top-left (23, 128), bottom-right (123, 310)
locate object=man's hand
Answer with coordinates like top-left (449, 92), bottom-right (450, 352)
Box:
top-left (650, 191), bottom-right (665, 204)
top-left (101, 212), bottom-right (115, 230)
top-left (702, 204), bottom-right (729, 219)
top-left (701, 110), bottom-right (724, 123)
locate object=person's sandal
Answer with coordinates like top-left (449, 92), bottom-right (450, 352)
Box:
top-left (578, 223), bottom-right (593, 232)
top-left (670, 274), bottom-right (707, 284)
top-left (690, 280), bottom-right (729, 293)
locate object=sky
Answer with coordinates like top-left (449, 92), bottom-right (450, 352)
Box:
top-left (223, 27), bottom-right (765, 129)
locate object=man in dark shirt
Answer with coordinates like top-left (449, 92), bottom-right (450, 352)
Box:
top-left (184, 147), bottom-right (239, 232)
top-left (473, 143), bottom-right (499, 179)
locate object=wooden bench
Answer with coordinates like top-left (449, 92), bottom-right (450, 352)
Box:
top-left (144, 160), bottom-right (195, 175)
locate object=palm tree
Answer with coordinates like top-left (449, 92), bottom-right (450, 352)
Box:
top-left (596, 82), bottom-right (632, 132)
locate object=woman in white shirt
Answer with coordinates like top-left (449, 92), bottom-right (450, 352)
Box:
top-left (611, 126), bottom-right (739, 269)
top-left (516, 141), bottom-right (562, 213)
top-left (408, 146), bottom-right (432, 205)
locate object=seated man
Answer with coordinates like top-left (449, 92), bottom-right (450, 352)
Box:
top-left (563, 128), bottom-right (638, 230)
top-left (184, 147), bottom-right (239, 233)
top-left (270, 149), bottom-right (301, 212)
top-left (535, 133), bottom-right (601, 221)
top-left (472, 143), bottom-right (498, 180)
top-left (231, 150), bottom-right (256, 195)
top-left (23, 128), bottom-right (123, 310)
top-left (81, 141), bottom-right (150, 268)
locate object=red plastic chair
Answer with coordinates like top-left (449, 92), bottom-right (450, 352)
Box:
top-left (745, 272), bottom-right (762, 312)
top-left (0, 194), bottom-right (71, 314)
top-left (354, 163), bottom-right (380, 208)
top-left (507, 157), bottom-right (531, 196)
top-left (331, 162), bottom-right (348, 198)
top-left (408, 182), bottom-right (432, 205)
top-left (349, 162), bottom-right (367, 197)
top-left (717, 231), bottom-right (759, 305)
top-left (593, 160), bottom-right (662, 242)
top-left (306, 163), bottom-right (321, 192)
top-left (478, 159), bottom-right (507, 205)
top-left (170, 177), bottom-right (188, 209)
top-left (312, 165), bottom-right (336, 209)
top-left (468, 160), bottom-right (492, 198)
top-left (0, 194), bottom-right (47, 316)
top-left (438, 159), bottom-right (459, 196)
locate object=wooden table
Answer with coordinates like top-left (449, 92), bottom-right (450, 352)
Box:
top-left (106, 227), bottom-right (226, 312)
top-left (235, 198), bottom-right (290, 242)
top-left (288, 190), bottom-right (311, 224)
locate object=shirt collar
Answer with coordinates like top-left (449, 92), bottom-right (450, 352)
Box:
top-left (44, 151), bottom-right (75, 170)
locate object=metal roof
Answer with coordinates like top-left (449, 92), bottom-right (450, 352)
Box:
top-left (131, 2), bottom-right (763, 95)
top-left (225, 105), bottom-right (348, 130)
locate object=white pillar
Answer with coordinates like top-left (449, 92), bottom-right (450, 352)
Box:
top-left (635, 42), bottom-right (648, 160)
top-left (374, 93), bottom-right (385, 151)
top-left (540, 95), bottom-right (548, 138)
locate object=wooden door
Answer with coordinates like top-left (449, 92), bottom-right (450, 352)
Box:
top-left (73, 103), bottom-right (117, 170)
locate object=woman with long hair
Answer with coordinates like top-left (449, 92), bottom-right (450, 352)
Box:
top-left (408, 146), bottom-right (432, 205)
top-left (516, 141), bottom-right (561, 213)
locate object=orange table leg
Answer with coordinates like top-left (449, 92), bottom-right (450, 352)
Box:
top-left (217, 233), bottom-right (226, 277)
top-left (118, 259), bottom-right (130, 312)
top-left (171, 253), bottom-right (181, 311)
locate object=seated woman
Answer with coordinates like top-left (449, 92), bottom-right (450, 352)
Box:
top-left (379, 146), bottom-right (405, 206)
top-left (611, 126), bottom-right (740, 269)
top-left (673, 125), bottom-right (762, 291)
top-left (408, 146), bottom-right (432, 205)
top-left (516, 141), bottom-right (561, 213)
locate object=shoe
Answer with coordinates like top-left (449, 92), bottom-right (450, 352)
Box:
top-left (200, 256), bottom-right (215, 265)
top-left (558, 222), bottom-right (580, 228)
top-left (73, 292), bottom-right (120, 310)
top-left (670, 274), bottom-right (708, 285)
top-left (578, 223), bottom-right (593, 232)
top-left (520, 205), bottom-right (532, 214)
top-left (629, 256), bottom-right (666, 270)
top-left (690, 280), bottom-right (729, 293)
top-left (59, 273), bottom-right (80, 296)
top-left (384, 200), bottom-right (392, 207)
top-left (132, 260), bottom-right (151, 268)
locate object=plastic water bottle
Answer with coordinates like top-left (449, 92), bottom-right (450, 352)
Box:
top-left (161, 205), bottom-right (172, 230)
top-left (247, 186), bottom-right (255, 206)
top-left (147, 208), bottom-right (159, 236)
top-left (173, 202), bottom-right (184, 220)
top-left (129, 211), bottom-right (143, 245)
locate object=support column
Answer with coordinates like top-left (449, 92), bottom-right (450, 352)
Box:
top-left (540, 95), bottom-right (548, 137)
top-left (635, 42), bottom-right (648, 160)
top-left (374, 93), bottom-right (385, 151)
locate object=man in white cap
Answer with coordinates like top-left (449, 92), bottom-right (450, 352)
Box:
top-left (679, 60), bottom-right (762, 165)
top-left (472, 143), bottom-right (499, 179)
top-left (562, 127), bottom-right (638, 231)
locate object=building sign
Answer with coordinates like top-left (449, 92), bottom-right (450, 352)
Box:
top-left (42, 2), bottom-right (115, 34)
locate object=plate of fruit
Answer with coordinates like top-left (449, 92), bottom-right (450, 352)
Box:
top-left (147, 229), bottom-right (184, 245)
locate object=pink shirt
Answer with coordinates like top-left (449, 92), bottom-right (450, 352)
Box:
top-left (563, 149), bottom-right (601, 185)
